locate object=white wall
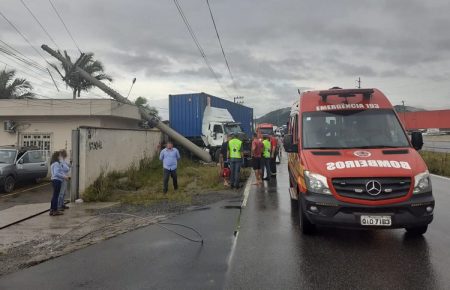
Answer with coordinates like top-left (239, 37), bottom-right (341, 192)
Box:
top-left (0, 116), bottom-right (141, 153)
top-left (78, 127), bottom-right (161, 194)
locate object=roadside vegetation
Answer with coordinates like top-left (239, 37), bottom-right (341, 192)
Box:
top-left (84, 156), bottom-right (250, 204)
top-left (420, 151), bottom-right (450, 177)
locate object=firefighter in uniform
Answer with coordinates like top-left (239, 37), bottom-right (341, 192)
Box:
top-left (227, 133), bottom-right (243, 189)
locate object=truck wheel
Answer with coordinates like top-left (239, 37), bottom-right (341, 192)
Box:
top-left (3, 176), bottom-right (15, 193)
top-left (299, 198), bottom-right (316, 235)
top-left (405, 225), bottom-right (428, 236)
top-left (214, 150), bottom-right (221, 162)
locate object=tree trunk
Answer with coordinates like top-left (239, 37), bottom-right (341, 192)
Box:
top-left (72, 88), bottom-right (76, 99)
top-left (77, 87), bottom-right (81, 98)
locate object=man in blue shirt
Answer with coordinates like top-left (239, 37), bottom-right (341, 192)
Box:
top-left (159, 141), bottom-right (180, 193)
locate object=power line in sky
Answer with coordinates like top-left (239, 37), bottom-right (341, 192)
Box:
top-left (206, 0), bottom-right (235, 88)
top-left (0, 39), bottom-right (47, 71)
top-left (48, 0), bottom-right (82, 53)
top-left (173, 0), bottom-right (231, 98)
top-left (20, 0), bottom-right (61, 51)
top-left (0, 9), bottom-right (50, 64)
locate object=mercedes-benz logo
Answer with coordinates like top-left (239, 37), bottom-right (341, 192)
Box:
top-left (366, 180), bottom-right (382, 196)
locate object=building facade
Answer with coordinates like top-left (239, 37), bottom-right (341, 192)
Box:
top-left (0, 99), bottom-right (143, 152)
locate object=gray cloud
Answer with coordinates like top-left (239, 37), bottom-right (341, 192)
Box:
top-left (1, 0), bottom-right (450, 116)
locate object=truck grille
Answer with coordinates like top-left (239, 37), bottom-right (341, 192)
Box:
top-left (331, 177), bottom-right (411, 200)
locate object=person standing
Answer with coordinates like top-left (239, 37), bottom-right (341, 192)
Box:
top-left (57, 149), bottom-right (70, 211)
top-left (251, 133), bottom-right (263, 185)
top-left (159, 141), bottom-right (180, 194)
top-left (219, 134), bottom-right (230, 186)
top-left (270, 135), bottom-right (278, 176)
top-left (227, 133), bottom-right (243, 189)
top-left (49, 151), bottom-right (68, 216)
top-left (262, 135), bottom-right (272, 181)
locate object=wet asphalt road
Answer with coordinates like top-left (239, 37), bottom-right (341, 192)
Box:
top-left (226, 159), bottom-right (450, 289)
top-left (1, 159), bottom-right (450, 289)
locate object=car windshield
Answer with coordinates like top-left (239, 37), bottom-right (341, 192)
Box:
top-left (0, 149), bottom-right (17, 164)
top-left (225, 124), bottom-right (243, 134)
top-left (258, 128), bottom-right (273, 135)
top-left (302, 109), bottom-right (410, 149)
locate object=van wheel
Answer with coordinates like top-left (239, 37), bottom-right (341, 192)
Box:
top-left (299, 198), bottom-right (316, 235)
top-left (3, 176), bottom-right (15, 193)
top-left (405, 225), bottom-right (428, 236)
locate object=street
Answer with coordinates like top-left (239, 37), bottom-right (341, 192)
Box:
top-left (226, 159), bottom-right (450, 289)
top-left (1, 159), bottom-right (450, 289)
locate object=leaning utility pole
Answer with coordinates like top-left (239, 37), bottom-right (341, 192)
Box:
top-left (41, 44), bottom-right (211, 162)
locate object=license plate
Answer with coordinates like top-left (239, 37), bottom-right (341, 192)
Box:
top-left (360, 215), bottom-right (392, 226)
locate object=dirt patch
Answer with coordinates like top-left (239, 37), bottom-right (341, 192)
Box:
top-left (0, 189), bottom-right (242, 277)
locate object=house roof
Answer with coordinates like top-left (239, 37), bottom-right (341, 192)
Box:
top-left (0, 99), bottom-right (142, 120)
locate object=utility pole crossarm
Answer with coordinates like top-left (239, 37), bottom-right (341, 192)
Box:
top-left (41, 44), bottom-right (212, 162)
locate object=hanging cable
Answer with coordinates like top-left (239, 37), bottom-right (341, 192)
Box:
top-left (173, 0), bottom-right (231, 98)
top-left (0, 9), bottom-right (50, 64)
top-left (206, 0), bottom-right (235, 88)
top-left (48, 0), bottom-right (82, 54)
top-left (20, 0), bottom-right (61, 51)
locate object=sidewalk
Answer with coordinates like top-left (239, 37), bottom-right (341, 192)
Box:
top-left (0, 201), bottom-right (168, 276)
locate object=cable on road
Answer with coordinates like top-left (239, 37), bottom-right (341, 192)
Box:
top-left (51, 212), bottom-right (204, 249)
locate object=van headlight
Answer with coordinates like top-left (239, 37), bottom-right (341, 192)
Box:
top-left (304, 171), bottom-right (331, 195)
top-left (413, 170), bottom-right (431, 194)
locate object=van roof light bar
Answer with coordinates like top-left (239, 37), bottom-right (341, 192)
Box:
top-left (319, 88), bottom-right (374, 102)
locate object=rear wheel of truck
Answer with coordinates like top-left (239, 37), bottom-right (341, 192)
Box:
top-left (3, 176), bottom-right (15, 193)
top-left (405, 225), bottom-right (428, 236)
top-left (299, 198), bottom-right (316, 235)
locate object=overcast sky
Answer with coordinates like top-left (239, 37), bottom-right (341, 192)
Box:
top-left (1, 0), bottom-right (450, 118)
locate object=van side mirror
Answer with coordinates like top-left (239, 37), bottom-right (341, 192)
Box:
top-left (283, 134), bottom-right (298, 153)
top-left (411, 131), bottom-right (423, 150)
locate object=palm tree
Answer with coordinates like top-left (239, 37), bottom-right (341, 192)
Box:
top-left (0, 69), bottom-right (34, 99)
top-left (51, 51), bottom-right (112, 99)
top-left (135, 96), bottom-right (159, 118)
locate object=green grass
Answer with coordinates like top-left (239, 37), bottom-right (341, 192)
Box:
top-left (83, 156), bottom-right (250, 204)
top-left (420, 151), bottom-right (450, 177)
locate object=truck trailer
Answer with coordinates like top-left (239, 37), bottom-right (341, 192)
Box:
top-left (169, 93), bottom-right (254, 162)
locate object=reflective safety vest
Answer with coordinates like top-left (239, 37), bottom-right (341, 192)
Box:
top-left (262, 139), bottom-right (271, 158)
top-left (228, 138), bottom-right (242, 158)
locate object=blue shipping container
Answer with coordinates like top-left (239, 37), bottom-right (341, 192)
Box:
top-left (169, 93), bottom-right (254, 138)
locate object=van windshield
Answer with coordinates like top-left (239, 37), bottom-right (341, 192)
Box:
top-left (302, 109), bottom-right (410, 149)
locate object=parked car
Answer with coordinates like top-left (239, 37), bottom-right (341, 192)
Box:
top-left (0, 146), bottom-right (49, 193)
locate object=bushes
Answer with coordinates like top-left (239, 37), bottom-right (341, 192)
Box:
top-left (83, 156), bottom-right (250, 203)
top-left (420, 151), bottom-right (450, 177)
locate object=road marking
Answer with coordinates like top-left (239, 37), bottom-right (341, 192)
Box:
top-left (431, 174), bottom-right (450, 182)
top-left (0, 182), bottom-right (50, 199)
top-left (241, 172), bottom-right (254, 208)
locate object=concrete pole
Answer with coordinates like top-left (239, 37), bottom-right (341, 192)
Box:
top-left (41, 45), bottom-right (211, 162)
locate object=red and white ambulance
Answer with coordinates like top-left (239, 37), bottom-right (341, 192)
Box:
top-left (284, 88), bottom-right (434, 235)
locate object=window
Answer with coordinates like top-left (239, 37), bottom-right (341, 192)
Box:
top-left (21, 133), bottom-right (52, 151)
top-left (213, 125), bottom-right (223, 134)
